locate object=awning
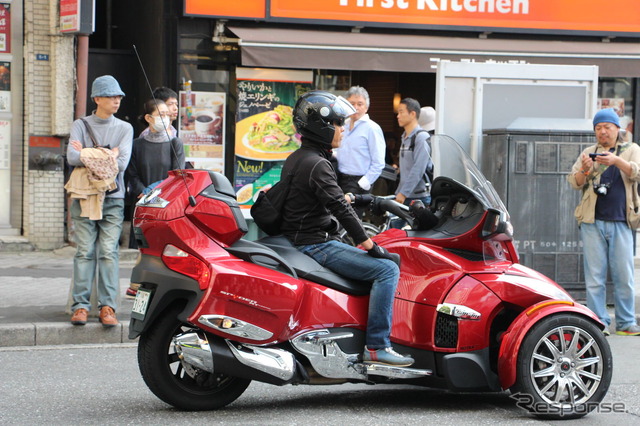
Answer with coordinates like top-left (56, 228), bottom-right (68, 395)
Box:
top-left (229, 26), bottom-right (640, 77)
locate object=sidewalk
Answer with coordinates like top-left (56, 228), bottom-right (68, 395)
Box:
top-left (0, 246), bottom-right (639, 347)
top-left (0, 246), bottom-right (140, 347)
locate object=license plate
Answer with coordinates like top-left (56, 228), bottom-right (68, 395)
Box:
top-left (131, 288), bottom-right (152, 320)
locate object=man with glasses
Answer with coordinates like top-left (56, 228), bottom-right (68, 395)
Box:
top-left (335, 86), bottom-right (385, 218)
top-left (568, 108), bottom-right (640, 336)
top-left (66, 75), bottom-right (133, 327)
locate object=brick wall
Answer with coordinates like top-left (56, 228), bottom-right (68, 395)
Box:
top-left (23, 0), bottom-right (75, 249)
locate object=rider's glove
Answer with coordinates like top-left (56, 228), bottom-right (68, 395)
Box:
top-left (367, 242), bottom-right (401, 266)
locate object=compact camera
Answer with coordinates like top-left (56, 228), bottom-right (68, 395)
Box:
top-left (593, 182), bottom-right (611, 196)
top-left (589, 153), bottom-right (605, 160)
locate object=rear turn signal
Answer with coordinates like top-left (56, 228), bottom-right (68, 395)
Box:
top-left (161, 244), bottom-right (211, 289)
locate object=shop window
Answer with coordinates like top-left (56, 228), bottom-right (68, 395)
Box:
top-left (598, 78), bottom-right (635, 142)
top-left (315, 70), bottom-right (351, 95)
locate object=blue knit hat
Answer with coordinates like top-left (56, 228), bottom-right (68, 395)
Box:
top-left (593, 108), bottom-right (620, 128)
top-left (91, 75), bottom-right (125, 98)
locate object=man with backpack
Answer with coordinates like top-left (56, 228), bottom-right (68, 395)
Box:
top-left (393, 98), bottom-right (433, 228)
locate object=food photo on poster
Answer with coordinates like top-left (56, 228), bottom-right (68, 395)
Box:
top-left (178, 85), bottom-right (226, 172)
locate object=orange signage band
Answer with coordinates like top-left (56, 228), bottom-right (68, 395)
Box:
top-left (184, 0), bottom-right (266, 19)
top-left (185, 0), bottom-right (640, 35)
top-left (29, 136), bottom-right (62, 148)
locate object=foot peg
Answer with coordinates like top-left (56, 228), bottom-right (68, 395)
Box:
top-left (365, 364), bottom-right (433, 379)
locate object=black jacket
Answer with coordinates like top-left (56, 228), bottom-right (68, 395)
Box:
top-left (280, 140), bottom-right (368, 246)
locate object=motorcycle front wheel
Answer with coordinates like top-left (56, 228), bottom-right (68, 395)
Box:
top-left (512, 313), bottom-right (612, 420)
top-left (137, 307), bottom-right (251, 410)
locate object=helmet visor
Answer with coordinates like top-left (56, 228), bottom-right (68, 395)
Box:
top-left (332, 96), bottom-right (356, 125)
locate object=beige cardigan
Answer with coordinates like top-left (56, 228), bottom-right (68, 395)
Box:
top-left (64, 148), bottom-right (118, 220)
top-left (567, 141), bottom-right (640, 228)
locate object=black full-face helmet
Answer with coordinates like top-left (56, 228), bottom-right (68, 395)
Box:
top-left (293, 91), bottom-right (356, 149)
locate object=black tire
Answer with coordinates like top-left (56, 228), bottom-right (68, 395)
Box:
top-left (339, 222), bottom-right (380, 246)
top-left (512, 313), bottom-right (612, 420)
top-left (137, 307), bottom-right (251, 411)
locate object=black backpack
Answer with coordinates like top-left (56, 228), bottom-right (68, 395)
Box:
top-left (250, 168), bottom-right (296, 236)
top-left (408, 129), bottom-right (434, 185)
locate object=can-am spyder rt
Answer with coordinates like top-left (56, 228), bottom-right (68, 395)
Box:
top-left (129, 135), bottom-right (611, 419)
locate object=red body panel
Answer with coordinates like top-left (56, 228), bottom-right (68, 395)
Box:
top-left (441, 276), bottom-right (503, 352)
top-left (188, 260), bottom-right (305, 342)
top-left (186, 198), bottom-right (245, 247)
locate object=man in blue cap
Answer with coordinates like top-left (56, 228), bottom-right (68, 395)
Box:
top-left (66, 75), bottom-right (133, 327)
top-left (568, 108), bottom-right (640, 336)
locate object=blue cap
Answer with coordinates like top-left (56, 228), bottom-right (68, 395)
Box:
top-left (91, 75), bottom-right (125, 98)
top-left (593, 108), bottom-right (620, 128)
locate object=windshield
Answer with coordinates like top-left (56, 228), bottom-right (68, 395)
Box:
top-left (430, 135), bottom-right (508, 216)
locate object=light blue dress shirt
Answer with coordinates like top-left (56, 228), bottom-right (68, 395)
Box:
top-left (335, 114), bottom-right (385, 190)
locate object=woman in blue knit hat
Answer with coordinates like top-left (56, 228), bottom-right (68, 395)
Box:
top-left (567, 108), bottom-right (640, 336)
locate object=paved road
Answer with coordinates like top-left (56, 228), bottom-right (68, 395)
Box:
top-left (1, 337), bottom-right (639, 425)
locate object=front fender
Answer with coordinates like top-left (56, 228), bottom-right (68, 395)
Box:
top-left (497, 300), bottom-right (603, 390)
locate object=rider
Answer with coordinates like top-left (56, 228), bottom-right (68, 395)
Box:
top-left (280, 90), bottom-right (414, 367)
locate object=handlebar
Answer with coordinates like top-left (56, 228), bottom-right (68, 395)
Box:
top-left (372, 196), bottom-right (414, 228)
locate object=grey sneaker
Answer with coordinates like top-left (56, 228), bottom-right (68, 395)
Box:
top-left (615, 324), bottom-right (640, 336)
top-left (363, 347), bottom-right (414, 367)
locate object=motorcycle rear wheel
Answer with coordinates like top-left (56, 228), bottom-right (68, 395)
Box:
top-left (138, 307), bottom-right (251, 410)
top-left (512, 313), bottom-right (612, 420)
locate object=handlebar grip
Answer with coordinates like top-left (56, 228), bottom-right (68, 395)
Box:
top-left (373, 197), bottom-right (413, 225)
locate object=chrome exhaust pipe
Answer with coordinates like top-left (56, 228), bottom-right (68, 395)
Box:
top-left (173, 332), bottom-right (214, 374)
top-left (227, 341), bottom-right (296, 381)
top-left (173, 331), bottom-right (296, 383)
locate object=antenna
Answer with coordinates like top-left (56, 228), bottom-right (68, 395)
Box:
top-left (132, 44), bottom-right (197, 207)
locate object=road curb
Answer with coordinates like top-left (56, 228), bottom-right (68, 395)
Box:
top-left (0, 321), bottom-right (138, 347)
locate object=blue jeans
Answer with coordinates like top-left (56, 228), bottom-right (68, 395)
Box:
top-left (581, 220), bottom-right (637, 329)
top-left (70, 198), bottom-right (124, 312)
top-left (390, 195), bottom-right (431, 229)
top-left (297, 240), bottom-right (400, 349)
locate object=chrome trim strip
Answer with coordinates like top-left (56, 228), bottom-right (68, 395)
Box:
top-left (198, 314), bottom-right (273, 341)
top-left (437, 303), bottom-right (482, 320)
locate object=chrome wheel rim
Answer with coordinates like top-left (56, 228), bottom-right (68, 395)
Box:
top-left (529, 325), bottom-right (603, 407)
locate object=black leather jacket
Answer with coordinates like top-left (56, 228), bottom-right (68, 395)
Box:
top-left (280, 139), bottom-right (368, 246)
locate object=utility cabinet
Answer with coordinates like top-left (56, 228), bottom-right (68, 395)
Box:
top-left (482, 118), bottom-right (599, 300)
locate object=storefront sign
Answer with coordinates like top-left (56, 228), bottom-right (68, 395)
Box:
top-left (234, 68), bottom-right (312, 208)
top-left (178, 85), bottom-right (227, 173)
top-left (0, 4), bottom-right (10, 53)
top-left (60, 0), bottom-right (94, 34)
top-left (185, 0), bottom-right (640, 35)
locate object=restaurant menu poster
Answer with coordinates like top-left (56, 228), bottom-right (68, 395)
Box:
top-left (234, 68), bottom-right (313, 208)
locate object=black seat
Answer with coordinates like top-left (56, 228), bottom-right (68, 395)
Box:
top-left (226, 236), bottom-right (372, 296)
